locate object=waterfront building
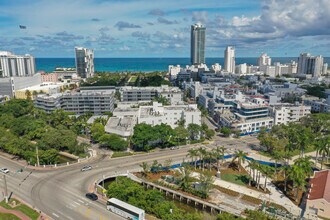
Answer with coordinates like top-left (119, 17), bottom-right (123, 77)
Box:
top-left (297, 53), bottom-right (326, 78)
top-left (257, 53), bottom-right (271, 66)
top-left (34, 90), bottom-right (115, 115)
top-left (224, 46), bottom-right (235, 73)
top-left (191, 23), bottom-right (206, 65)
top-left (75, 47), bottom-right (94, 78)
top-left (0, 51), bottom-right (36, 78)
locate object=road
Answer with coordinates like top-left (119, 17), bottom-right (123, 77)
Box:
top-left (0, 136), bottom-right (260, 220)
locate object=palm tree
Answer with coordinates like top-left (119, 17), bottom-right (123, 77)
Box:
top-left (294, 156), bottom-right (314, 178)
top-left (187, 148), bottom-right (198, 169)
top-left (198, 147), bottom-right (207, 171)
top-left (177, 166), bottom-right (192, 191)
top-left (199, 170), bottom-right (215, 198)
top-left (288, 165), bottom-right (306, 202)
top-left (280, 165), bottom-right (290, 192)
top-left (315, 136), bottom-right (330, 169)
top-left (270, 150), bottom-right (284, 175)
top-left (205, 151), bottom-right (215, 171)
top-left (231, 150), bottom-right (247, 171)
top-left (246, 159), bottom-right (259, 186)
top-left (212, 146), bottom-right (225, 171)
top-left (260, 165), bottom-right (274, 192)
top-left (139, 162), bottom-right (150, 177)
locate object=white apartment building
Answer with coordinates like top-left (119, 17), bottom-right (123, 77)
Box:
top-left (34, 90), bottom-right (115, 115)
top-left (235, 63), bottom-right (247, 75)
top-left (138, 102), bottom-right (201, 128)
top-left (75, 47), bottom-right (94, 78)
top-left (224, 46), bottom-right (235, 73)
top-left (304, 93), bottom-right (330, 113)
top-left (0, 51), bottom-right (36, 77)
top-left (119, 85), bottom-right (183, 105)
top-left (168, 65), bottom-right (181, 80)
top-left (269, 103), bottom-right (311, 125)
top-left (258, 53), bottom-right (271, 66)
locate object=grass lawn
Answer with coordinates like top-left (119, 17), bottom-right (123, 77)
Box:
top-left (0, 213), bottom-right (20, 220)
top-left (128, 76), bottom-right (138, 84)
top-left (221, 173), bottom-right (251, 186)
top-left (0, 198), bottom-right (39, 220)
top-left (111, 151), bottom-right (133, 158)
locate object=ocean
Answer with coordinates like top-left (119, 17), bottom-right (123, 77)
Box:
top-left (35, 57), bottom-right (330, 72)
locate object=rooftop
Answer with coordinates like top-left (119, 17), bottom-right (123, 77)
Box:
top-left (308, 170), bottom-right (330, 203)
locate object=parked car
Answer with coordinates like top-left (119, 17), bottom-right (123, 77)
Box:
top-left (85, 193), bottom-right (98, 201)
top-left (0, 168), bottom-right (9, 174)
top-left (81, 165), bottom-right (92, 172)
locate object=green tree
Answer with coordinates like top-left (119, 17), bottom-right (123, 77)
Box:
top-left (173, 126), bottom-right (188, 145)
top-left (187, 123), bottom-right (201, 140)
top-left (99, 134), bottom-right (128, 151)
top-left (220, 127), bottom-right (231, 137)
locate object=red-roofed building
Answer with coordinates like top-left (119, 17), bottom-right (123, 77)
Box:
top-left (306, 169), bottom-right (330, 218)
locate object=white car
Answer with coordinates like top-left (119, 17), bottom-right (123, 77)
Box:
top-left (81, 165), bottom-right (92, 172)
top-left (0, 168), bottom-right (9, 174)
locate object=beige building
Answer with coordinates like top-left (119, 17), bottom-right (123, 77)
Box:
top-left (306, 170), bottom-right (330, 219)
top-left (15, 83), bottom-right (65, 100)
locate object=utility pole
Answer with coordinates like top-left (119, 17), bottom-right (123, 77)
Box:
top-left (3, 175), bottom-right (8, 203)
top-left (36, 146), bottom-right (40, 166)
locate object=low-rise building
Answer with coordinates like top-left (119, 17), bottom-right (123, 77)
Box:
top-left (119, 85), bottom-right (183, 105)
top-left (216, 97), bottom-right (273, 135)
top-left (138, 102), bottom-right (201, 128)
top-left (34, 90), bottom-right (115, 115)
top-left (269, 103), bottom-right (311, 125)
top-left (306, 170), bottom-right (330, 219)
top-left (15, 82), bottom-right (65, 100)
top-left (41, 72), bottom-right (59, 83)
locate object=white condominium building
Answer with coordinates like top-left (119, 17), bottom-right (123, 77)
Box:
top-left (0, 51), bottom-right (36, 77)
top-left (138, 102), bottom-right (201, 128)
top-left (224, 46), bottom-right (235, 73)
top-left (257, 53), bottom-right (271, 66)
top-left (269, 103), bottom-right (311, 125)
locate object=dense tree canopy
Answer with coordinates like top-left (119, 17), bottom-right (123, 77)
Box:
top-left (0, 99), bottom-right (89, 164)
top-left (107, 176), bottom-right (200, 220)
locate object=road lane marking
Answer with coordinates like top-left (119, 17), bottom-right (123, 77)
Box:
top-left (74, 201), bottom-right (80, 206)
top-left (52, 213), bottom-right (59, 218)
top-left (78, 199), bottom-right (84, 204)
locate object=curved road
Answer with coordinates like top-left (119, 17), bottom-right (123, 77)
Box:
top-left (0, 147), bottom-right (192, 220)
top-left (0, 136), bottom-right (259, 219)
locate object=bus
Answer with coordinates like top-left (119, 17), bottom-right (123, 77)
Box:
top-left (106, 198), bottom-right (145, 220)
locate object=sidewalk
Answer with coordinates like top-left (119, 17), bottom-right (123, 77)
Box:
top-left (241, 160), bottom-right (302, 216)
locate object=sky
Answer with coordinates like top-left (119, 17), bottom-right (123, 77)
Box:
top-left (1, 0), bottom-right (330, 58)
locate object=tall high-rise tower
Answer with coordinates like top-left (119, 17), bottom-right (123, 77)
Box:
top-left (297, 53), bottom-right (325, 78)
top-left (190, 23), bottom-right (206, 65)
top-left (75, 47), bottom-right (94, 78)
top-left (224, 46), bottom-right (235, 73)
